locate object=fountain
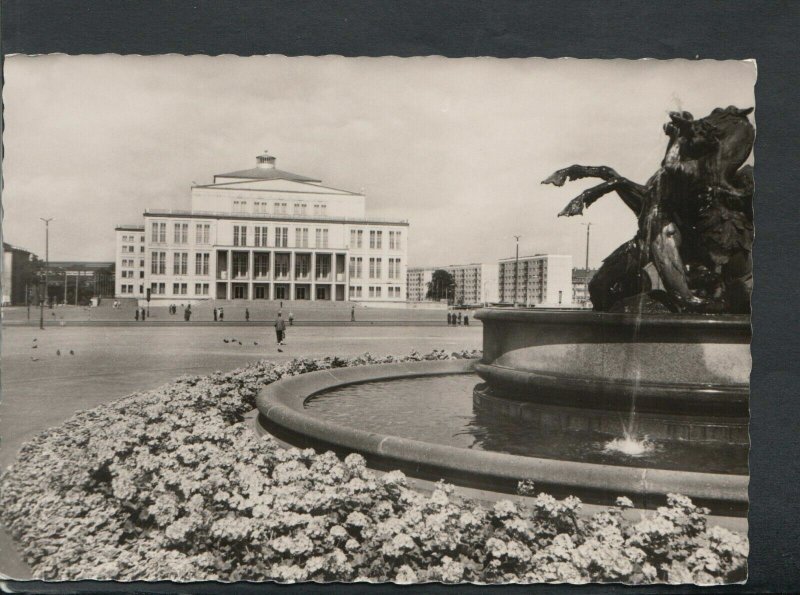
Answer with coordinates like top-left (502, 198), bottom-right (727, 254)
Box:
top-left (255, 106), bottom-right (753, 516)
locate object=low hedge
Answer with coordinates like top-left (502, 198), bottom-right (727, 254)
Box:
top-left (0, 350), bottom-right (747, 583)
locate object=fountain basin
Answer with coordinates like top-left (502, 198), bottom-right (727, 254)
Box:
top-left (475, 309), bottom-right (751, 415)
top-left (255, 359), bottom-right (748, 515)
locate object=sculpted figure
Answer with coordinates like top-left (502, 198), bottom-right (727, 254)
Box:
top-left (543, 106), bottom-right (754, 314)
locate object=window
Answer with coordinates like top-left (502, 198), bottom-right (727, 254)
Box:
top-left (150, 282), bottom-right (166, 295)
top-left (233, 225), bottom-right (247, 246)
top-left (313, 203), bottom-right (327, 216)
top-left (151, 252), bottom-right (166, 275)
top-left (295, 227), bottom-right (309, 248)
top-left (232, 253), bottom-right (249, 279)
top-left (369, 258), bottom-right (382, 279)
top-left (294, 202), bottom-right (308, 215)
top-left (370, 230), bottom-right (383, 249)
top-left (388, 258), bottom-right (401, 279)
top-left (195, 223), bottom-right (210, 244)
top-left (195, 283), bottom-right (209, 295)
top-left (254, 226), bottom-right (268, 247)
top-left (254, 253), bottom-right (269, 278)
top-left (254, 201), bottom-right (266, 214)
top-left (139, 259), bottom-right (144, 267)
top-left (173, 252), bottom-right (188, 275)
top-left (274, 202), bottom-right (287, 215)
top-left (315, 228), bottom-right (329, 248)
top-left (355, 230), bottom-right (363, 248)
top-left (349, 257), bottom-right (363, 279)
top-left (172, 283), bottom-right (187, 295)
top-left (151, 222), bottom-right (166, 243)
top-left (174, 223), bottom-right (188, 244)
top-left (195, 253), bottom-right (209, 275)
top-left (275, 227), bottom-right (288, 248)
top-left (295, 257), bottom-right (309, 278)
top-left (389, 231), bottom-right (402, 250)
top-left (233, 200), bottom-right (248, 213)
top-left (316, 257), bottom-right (330, 278)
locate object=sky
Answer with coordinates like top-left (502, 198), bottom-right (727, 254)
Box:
top-left (1, 56), bottom-right (755, 268)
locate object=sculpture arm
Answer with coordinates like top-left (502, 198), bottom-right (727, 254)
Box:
top-left (557, 179), bottom-right (646, 217)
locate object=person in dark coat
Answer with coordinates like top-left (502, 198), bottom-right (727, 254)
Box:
top-left (213, 307), bottom-right (218, 322)
top-left (464, 314), bottom-right (469, 326)
top-left (141, 307), bottom-right (146, 321)
top-left (135, 309), bottom-right (139, 321)
top-left (288, 312), bottom-right (294, 326)
top-left (219, 308), bottom-right (224, 322)
top-left (351, 306), bottom-right (356, 322)
top-left (245, 308), bottom-right (250, 322)
top-left (184, 305), bottom-right (191, 321)
top-left (458, 312), bottom-right (463, 325)
top-left (447, 312), bottom-right (452, 325)
top-left (274, 312), bottom-right (287, 345)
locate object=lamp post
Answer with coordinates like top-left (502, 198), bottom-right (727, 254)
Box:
top-left (513, 235), bottom-right (521, 307)
top-left (582, 222), bottom-right (591, 307)
top-left (39, 217), bottom-right (53, 330)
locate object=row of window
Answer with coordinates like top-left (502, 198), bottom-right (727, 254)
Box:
top-left (120, 259), bottom-right (144, 268)
top-left (234, 200), bottom-right (328, 216)
top-left (150, 252), bottom-right (211, 276)
top-left (151, 222), bottom-right (212, 245)
top-left (348, 230), bottom-right (403, 250)
top-left (120, 270), bottom-right (144, 279)
top-left (120, 234), bottom-right (144, 243)
top-left (233, 226), bottom-right (329, 248)
top-left (348, 257), bottom-right (403, 280)
top-left (347, 286), bottom-right (403, 299)
top-left (121, 245), bottom-right (145, 253)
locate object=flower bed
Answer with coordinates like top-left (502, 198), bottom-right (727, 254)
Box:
top-left (0, 350), bottom-right (747, 584)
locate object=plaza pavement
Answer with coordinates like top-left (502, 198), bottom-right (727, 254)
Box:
top-left (0, 324), bottom-right (481, 579)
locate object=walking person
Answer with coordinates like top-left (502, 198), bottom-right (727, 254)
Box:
top-left (274, 312), bottom-right (287, 346)
top-left (141, 307), bottom-right (146, 321)
top-left (288, 312), bottom-right (294, 326)
top-left (464, 314), bottom-right (469, 326)
top-left (184, 305), bottom-right (191, 322)
top-left (245, 308), bottom-right (250, 322)
top-left (458, 312), bottom-right (463, 325)
top-left (351, 305), bottom-right (356, 322)
top-left (213, 307), bottom-right (218, 322)
top-left (135, 308), bottom-right (139, 321)
top-left (219, 307), bottom-right (224, 322)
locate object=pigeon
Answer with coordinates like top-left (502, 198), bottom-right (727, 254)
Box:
top-left (32, 344), bottom-right (38, 349)
top-left (253, 341), bottom-right (258, 346)
top-left (56, 349), bottom-right (61, 356)
top-left (277, 348), bottom-right (283, 353)
top-left (32, 338), bottom-right (37, 342)
top-left (237, 341), bottom-right (242, 346)
top-left (223, 339), bottom-right (229, 343)
top-left (69, 350), bottom-right (75, 355)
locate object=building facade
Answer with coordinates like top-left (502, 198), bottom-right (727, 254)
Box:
top-left (497, 254), bottom-right (573, 306)
top-left (572, 267), bottom-right (598, 308)
top-left (115, 153), bottom-right (408, 303)
top-left (406, 263), bottom-right (499, 305)
top-left (2, 242), bottom-right (38, 306)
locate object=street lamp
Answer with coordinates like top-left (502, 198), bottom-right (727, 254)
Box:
top-left (581, 222), bottom-right (592, 307)
top-left (513, 235), bottom-right (521, 307)
top-left (39, 217), bottom-right (53, 330)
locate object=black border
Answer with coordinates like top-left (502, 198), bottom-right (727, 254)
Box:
top-left (2, 0), bottom-right (799, 593)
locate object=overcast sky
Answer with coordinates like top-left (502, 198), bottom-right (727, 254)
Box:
top-left (2, 56), bottom-right (755, 268)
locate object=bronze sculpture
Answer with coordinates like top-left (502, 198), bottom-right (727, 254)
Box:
top-left (543, 106), bottom-right (754, 314)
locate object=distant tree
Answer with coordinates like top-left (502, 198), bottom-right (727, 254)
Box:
top-left (426, 269), bottom-right (455, 302)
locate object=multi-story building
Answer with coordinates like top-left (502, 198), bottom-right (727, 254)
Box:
top-left (497, 254), bottom-right (573, 306)
top-left (115, 152), bottom-right (408, 304)
top-left (572, 267), bottom-right (598, 308)
top-left (2, 242), bottom-right (38, 306)
top-left (406, 263), bottom-right (498, 305)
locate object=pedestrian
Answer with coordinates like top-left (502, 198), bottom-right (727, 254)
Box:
top-left (219, 307), bottom-right (224, 322)
top-left (141, 307), bottom-right (146, 321)
top-left (275, 312), bottom-right (287, 346)
top-left (280, 300), bottom-right (283, 309)
top-left (458, 312), bottom-right (463, 325)
top-left (213, 307), bottom-right (218, 322)
top-left (464, 314), bottom-right (469, 326)
top-left (288, 312), bottom-right (294, 326)
top-left (135, 309), bottom-right (139, 321)
top-left (351, 305), bottom-right (356, 322)
top-left (447, 312), bottom-right (451, 326)
top-left (184, 305), bottom-right (191, 322)
top-left (245, 308), bottom-right (250, 322)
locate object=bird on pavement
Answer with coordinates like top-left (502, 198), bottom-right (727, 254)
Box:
top-left (253, 341), bottom-right (258, 346)
top-left (238, 341), bottom-right (242, 346)
top-left (56, 349), bottom-right (61, 356)
top-left (69, 350), bottom-right (75, 355)
top-left (277, 348), bottom-right (283, 353)
top-left (223, 339), bottom-right (229, 343)
top-left (32, 344), bottom-right (38, 349)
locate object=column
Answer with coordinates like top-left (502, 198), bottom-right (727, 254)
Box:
top-left (289, 251), bottom-right (295, 300)
top-left (227, 250), bottom-right (232, 300)
top-left (310, 251), bottom-right (316, 301)
top-left (248, 250), bottom-right (253, 300)
top-left (268, 251), bottom-right (275, 300)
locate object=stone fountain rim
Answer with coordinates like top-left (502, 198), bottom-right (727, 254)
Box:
top-left (254, 359), bottom-right (748, 512)
top-left (475, 307), bottom-right (751, 330)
